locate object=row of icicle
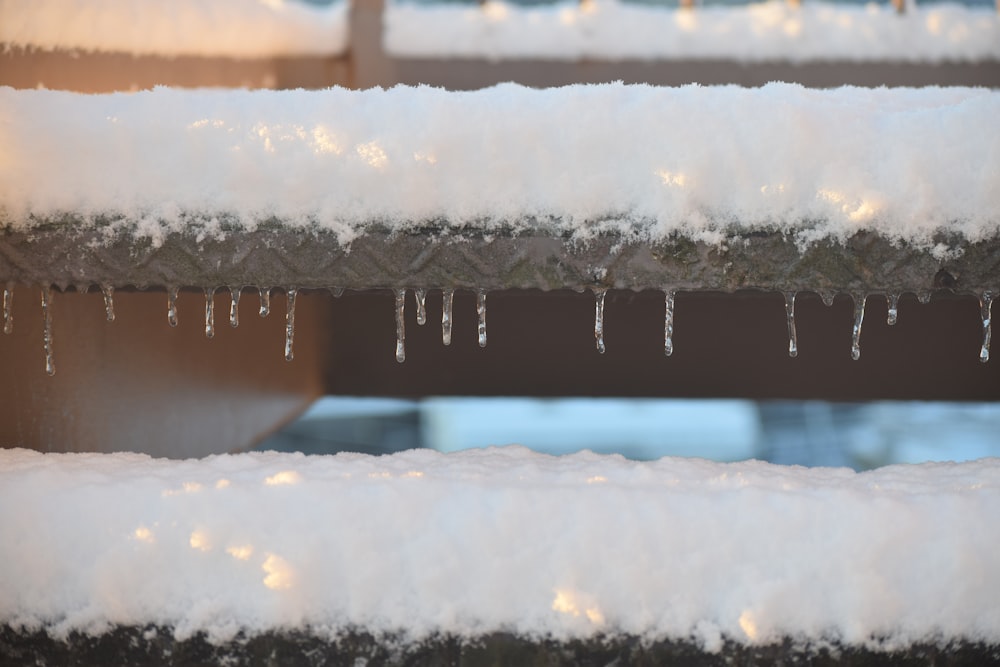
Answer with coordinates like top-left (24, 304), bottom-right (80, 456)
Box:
top-left (0, 284), bottom-right (994, 376)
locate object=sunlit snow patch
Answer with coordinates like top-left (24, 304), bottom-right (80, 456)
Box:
top-left (1, 447), bottom-right (998, 647)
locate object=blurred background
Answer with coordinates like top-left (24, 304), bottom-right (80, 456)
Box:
top-left (257, 396), bottom-right (1000, 469)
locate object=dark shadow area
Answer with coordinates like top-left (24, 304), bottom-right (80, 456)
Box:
top-left (324, 289), bottom-right (997, 401)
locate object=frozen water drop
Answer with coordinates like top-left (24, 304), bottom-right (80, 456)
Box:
top-left (167, 286), bottom-right (179, 328)
top-left (593, 288), bottom-right (607, 354)
top-left (886, 293), bottom-right (899, 326)
top-left (285, 288), bottom-right (297, 362)
top-left (917, 290), bottom-right (932, 305)
top-left (784, 291), bottom-right (798, 358)
top-left (851, 292), bottom-right (867, 361)
top-left (204, 287), bottom-right (216, 339)
top-left (441, 288), bottom-right (454, 346)
top-left (101, 284), bottom-right (115, 322)
top-left (664, 289), bottom-right (676, 357)
top-left (979, 291), bottom-right (992, 363)
top-left (3, 282), bottom-right (13, 334)
top-left (41, 286), bottom-right (54, 376)
top-left (415, 289), bottom-right (427, 326)
top-left (259, 287), bottom-right (271, 318)
top-left (394, 288), bottom-right (406, 363)
top-left (477, 289), bottom-right (488, 348)
top-left (229, 287), bottom-right (241, 328)
top-left (820, 290), bottom-right (836, 307)
top-left (329, 287), bottom-right (345, 298)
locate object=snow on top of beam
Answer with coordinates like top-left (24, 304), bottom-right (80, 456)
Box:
top-left (0, 0), bottom-right (348, 58)
top-left (384, 0), bottom-right (1000, 63)
top-left (1, 447), bottom-right (999, 645)
top-left (0, 82), bottom-right (998, 250)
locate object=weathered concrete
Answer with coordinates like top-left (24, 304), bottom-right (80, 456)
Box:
top-left (1, 226), bottom-right (996, 295)
top-left (2, 625), bottom-right (997, 667)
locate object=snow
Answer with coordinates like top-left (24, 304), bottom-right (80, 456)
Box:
top-left (0, 447), bottom-right (998, 647)
top-left (384, 0), bottom-right (1000, 63)
top-left (1, 82), bottom-right (999, 249)
top-left (0, 0), bottom-right (349, 58)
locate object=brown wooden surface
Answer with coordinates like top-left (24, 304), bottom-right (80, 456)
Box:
top-left (0, 288), bottom-right (329, 456)
top-left (0, 49), bottom-right (352, 92)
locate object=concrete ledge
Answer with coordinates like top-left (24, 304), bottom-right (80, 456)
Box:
top-left (387, 58), bottom-right (1000, 90)
top-left (1, 226), bottom-right (997, 295)
top-left (2, 625), bottom-right (996, 666)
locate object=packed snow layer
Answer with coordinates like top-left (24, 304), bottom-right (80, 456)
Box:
top-left (384, 0), bottom-right (1000, 63)
top-left (0, 0), bottom-right (348, 58)
top-left (1, 447), bottom-right (998, 646)
top-left (1, 83), bottom-right (999, 248)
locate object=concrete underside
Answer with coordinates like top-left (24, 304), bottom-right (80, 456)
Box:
top-left (2, 626), bottom-right (997, 667)
top-left (1, 227), bottom-right (996, 293)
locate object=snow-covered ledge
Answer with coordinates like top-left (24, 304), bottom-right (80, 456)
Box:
top-left (0, 0), bottom-right (350, 58)
top-left (2, 83), bottom-right (997, 373)
top-left (1, 447), bottom-right (999, 660)
top-left (1, 83), bottom-right (998, 291)
top-left (384, 0), bottom-right (1000, 63)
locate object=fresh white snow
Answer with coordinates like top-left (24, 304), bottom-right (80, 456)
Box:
top-left (0, 0), bottom-right (349, 58)
top-left (1, 83), bottom-right (998, 249)
top-left (0, 447), bottom-right (998, 646)
top-left (384, 0), bottom-right (1000, 62)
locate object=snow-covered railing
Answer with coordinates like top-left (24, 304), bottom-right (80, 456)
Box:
top-left (1, 447), bottom-right (999, 661)
top-left (0, 0), bottom-right (350, 58)
top-left (2, 81), bottom-right (1000, 663)
top-left (1, 83), bottom-right (998, 372)
top-left (384, 0), bottom-right (1000, 62)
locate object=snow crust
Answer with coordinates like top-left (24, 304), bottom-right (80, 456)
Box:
top-left (1, 447), bottom-right (998, 647)
top-left (384, 0), bottom-right (1000, 63)
top-left (1, 83), bottom-right (999, 249)
top-left (0, 0), bottom-right (349, 58)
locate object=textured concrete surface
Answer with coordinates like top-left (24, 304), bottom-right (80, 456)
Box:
top-left (1, 226), bottom-right (997, 294)
top-left (2, 625), bottom-right (997, 667)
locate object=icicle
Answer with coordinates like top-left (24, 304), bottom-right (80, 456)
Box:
top-left (442, 288), bottom-right (454, 346)
top-left (851, 293), bottom-right (867, 361)
top-left (41, 286), bottom-right (54, 376)
top-left (259, 287), bottom-right (271, 318)
top-left (664, 289), bottom-right (676, 357)
top-left (980, 291), bottom-right (993, 363)
top-left (101, 284), bottom-right (115, 322)
top-left (285, 288), bottom-right (297, 362)
top-left (394, 288), bottom-right (406, 363)
top-left (415, 289), bottom-right (427, 326)
top-left (329, 287), bottom-right (345, 298)
top-left (820, 290), bottom-right (836, 307)
top-left (204, 288), bottom-right (216, 339)
top-left (917, 290), bottom-right (932, 305)
top-left (229, 287), bottom-right (241, 328)
top-left (784, 291), bottom-right (798, 358)
top-left (886, 293), bottom-right (899, 326)
top-left (167, 286), bottom-right (179, 328)
top-left (3, 282), bottom-right (13, 335)
top-left (477, 289), bottom-right (488, 348)
top-left (593, 288), bottom-right (607, 354)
